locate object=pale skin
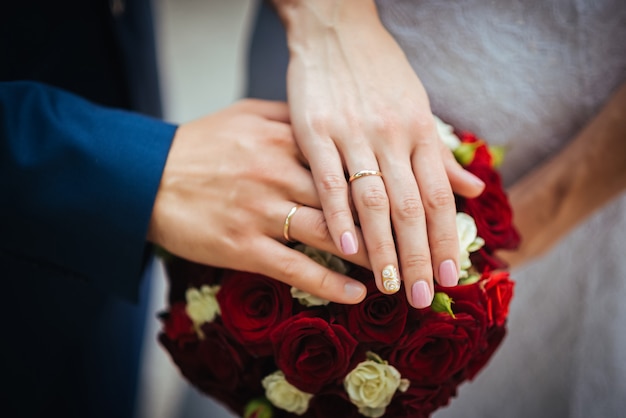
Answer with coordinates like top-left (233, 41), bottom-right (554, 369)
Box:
top-left (271, 0), bottom-right (485, 308)
top-left (147, 99), bottom-right (371, 304)
top-left (499, 81), bottom-right (626, 268)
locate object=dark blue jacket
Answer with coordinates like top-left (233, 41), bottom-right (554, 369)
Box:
top-left (0, 1), bottom-right (176, 416)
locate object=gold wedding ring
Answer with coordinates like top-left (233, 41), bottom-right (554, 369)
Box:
top-left (283, 204), bottom-right (302, 242)
top-left (349, 169), bottom-right (383, 183)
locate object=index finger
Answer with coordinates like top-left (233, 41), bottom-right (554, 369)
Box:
top-left (252, 239), bottom-right (367, 304)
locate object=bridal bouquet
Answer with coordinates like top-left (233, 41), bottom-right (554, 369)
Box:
top-left (158, 118), bottom-right (520, 418)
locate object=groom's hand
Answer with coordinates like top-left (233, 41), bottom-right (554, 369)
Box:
top-left (147, 99), bottom-right (368, 304)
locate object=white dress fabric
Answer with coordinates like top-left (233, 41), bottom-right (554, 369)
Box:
top-left (176, 1), bottom-right (626, 417)
top-left (373, 1), bottom-right (626, 417)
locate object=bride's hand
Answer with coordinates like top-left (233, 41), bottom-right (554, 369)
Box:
top-left (273, 0), bottom-right (485, 308)
top-left (147, 99), bottom-right (368, 304)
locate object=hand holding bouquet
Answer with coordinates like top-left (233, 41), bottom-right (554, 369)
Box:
top-left (159, 117), bottom-right (519, 417)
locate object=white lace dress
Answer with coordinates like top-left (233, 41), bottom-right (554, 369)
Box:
top-left (374, 1), bottom-right (626, 417)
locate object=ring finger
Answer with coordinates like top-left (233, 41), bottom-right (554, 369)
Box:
top-left (347, 160), bottom-right (400, 295)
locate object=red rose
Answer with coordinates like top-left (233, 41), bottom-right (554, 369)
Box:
top-left (303, 393), bottom-right (360, 418)
top-left (217, 270), bottom-right (293, 357)
top-left (457, 131), bottom-right (493, 167)
top-left (161, 302), bottom-right (196, 345)
top-left (158, 333), bottom-right (251, 416)
top-left (464, 325), bottom-right (507, 381)
top-left (164, 257), bottom-right (221, 304)
top-left (469, 247), bottom-right (508, 271)
top-left (195, 323), bottom-right (265, 394)
top-left (483, 271), bottom-right (515, 327)
top-left (386, 383), bottom-right (459, 418)
top-left (457, 163), bottom-right (520, 252)
top-left (388, 311), bottom-right (483, 385)
top-left (337, 272), bottom-right (408, 344)
top-left (271, 312), bottom-right (358, 393)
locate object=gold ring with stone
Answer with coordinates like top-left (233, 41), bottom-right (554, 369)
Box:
top-left (348, 170), bottom-right (383, 183)
top-left (283, 204), bottom-right (302, 242)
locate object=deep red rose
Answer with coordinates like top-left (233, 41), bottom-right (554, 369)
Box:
top-left (457, 131), bottom-right (493, 167)
top-left (386, 383), bottom-right (459, 418)
top-left (303, 393), bottom-right (359, 418)
top-left (337, 275), bottom-right (408, 344)
top-left (388, 311), bottom-right (483, 385)
top-left (469, 247), bottom-right (508, 271)
top-left (194, 322), bottom-right (261, 392)
top-left (163, 257), bottom-right (221, 304)
top-left (158, 332), bottom-right (253, 417)
top-left (161, 302), bottom-right (196, 345)
top-left (457, 163), bottom-right (520, 252)
top-left (271, 312), bottom-right (358, 393)
top-left (435, 281), bottom-right (488, 320)
top-left (217, 270), bottom-right (293, 357)
top-left (483, 271), bottom-right (515, 327)
top-left (464, 325), bottom-right (507, 381)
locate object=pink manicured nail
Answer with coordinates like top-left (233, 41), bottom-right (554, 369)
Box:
top-left (470, 173), bottom-right (486, 189)
top-left (344, 282), bottom-right (365, 300)
top-left (439, 259), bottom-right (459, 287)
top-left (340, 231), bottom-right (358, 255)
top-left (411, 281), bottom-right (433, 308)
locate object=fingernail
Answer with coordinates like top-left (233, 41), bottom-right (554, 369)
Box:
top-left (411, 281), bottom-right (433, 308)
top-left (381, 265), bottom-right (401, 293)
top-left (341, 231), bottom-right (358, 255)
top-left (470, 173), bottom-right (485, 189)
top-left (344, 282), bottom-right (365, 300)
top-left (439, 259), bottom-right (458, 287)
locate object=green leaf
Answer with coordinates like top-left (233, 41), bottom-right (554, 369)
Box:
top-left (244, 397), bottom-right (274, 418)
top-left (488, 145), bottom-right (506, 168)
top-left (431, 292), bottom-right (455, 317)
top-left (453, 142), bottom-right (480, 166)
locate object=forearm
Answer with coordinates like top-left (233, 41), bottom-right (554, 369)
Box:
top-left (500, 82), bottom-right (626, 267)
top-left (0, 81), bottom-right (176, 299)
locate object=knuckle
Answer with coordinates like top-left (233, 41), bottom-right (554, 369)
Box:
top-left (318, 173), bottom-right (347, 195)
top-left (308, 111), bottom-right (334, 135)
top-left (424, 185), bottom-right (454, 211)
top-left (373, 239), bottom-right (397, 255)
top-left (317, 270), bottom-right (335, 293)
top-left (371, 109), bottom-right (401, 136)
top-left (358, 185), bottom-right (389, 211)
top-left (325, 206), bottom-right (353, 225)
top-left (433, 233), bottom-right (459, 253)
top-left (401, 252), bottom-right (432, 273)
top-left (310, 215), bottom-right (332, 242)
top-left (278, 256), bottom-right (300, 283)
top-left (393, 195), bottom-right (424, 222)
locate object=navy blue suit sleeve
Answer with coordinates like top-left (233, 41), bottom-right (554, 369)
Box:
top-left (0, 81), bottom-right (177, 300)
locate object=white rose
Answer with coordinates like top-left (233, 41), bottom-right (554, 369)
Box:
top-left (433, 115), bottom-right (461, 151)
top-left (344, 357), bottom-right (409, 418)
top-left (185, 285), bottom-right (221, 336)
top-left (290, 287), bottom-right (331, 307)
top-left (456, 212), bottom-right (485, 276)
top-left (262, 370), bottom-right (313, 415)
top-left (294, 244), bottom-right (347, 274)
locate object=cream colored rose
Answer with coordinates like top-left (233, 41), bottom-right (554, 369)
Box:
top-left (344, 356), bottom-right (409, 418)
top-left (185, 285), bottom-right (221, 337)
top-left (262, 370), bottom-right (313, 415)
top-left (294, 244), bottom-right (347, 274)
top-left (433, 115), bottom-right (461, 151)
top-left (290, 287), bottom-right (330, 307)
top-left (456, 212), bottom-right (485, 277)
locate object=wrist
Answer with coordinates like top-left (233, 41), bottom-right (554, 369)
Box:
top-left (271, 0), bottom-right (381, 46)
